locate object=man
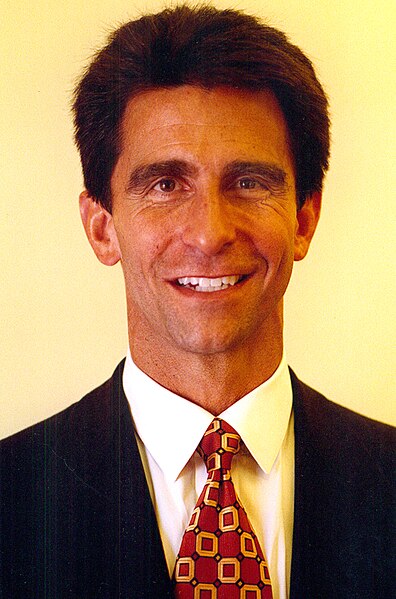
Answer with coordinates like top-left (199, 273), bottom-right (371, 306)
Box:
top-left (0, 5), bottom-right (394, 599)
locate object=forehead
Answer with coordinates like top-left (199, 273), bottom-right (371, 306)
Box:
top-left (115, 85), bottom-right (293, 177)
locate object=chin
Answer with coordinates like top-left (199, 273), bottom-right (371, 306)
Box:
top-left (167, 324), bottom-right (254, 356)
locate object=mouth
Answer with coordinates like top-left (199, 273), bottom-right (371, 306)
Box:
top-left (174, 274), bottom-right (247, 293)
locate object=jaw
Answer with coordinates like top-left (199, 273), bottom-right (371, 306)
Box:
top-left (128, 272), bottom-right (284, 357)
top-left (122, 245), bottom-right (291, 381)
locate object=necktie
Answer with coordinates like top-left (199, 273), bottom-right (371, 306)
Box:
top-left (173, 418), bottom-right (273, 598)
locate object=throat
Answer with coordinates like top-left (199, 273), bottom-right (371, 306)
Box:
top-left (137, 348), bottom-right (282, 415)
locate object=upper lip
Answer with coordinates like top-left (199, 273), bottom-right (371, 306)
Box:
top-left (176, 274), bottom-right (242, 279)
top-left (168, 271), bottom-right (253, 280)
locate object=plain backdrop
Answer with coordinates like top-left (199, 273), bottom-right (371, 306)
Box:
top-left (1, 0), bottom-right (395, 439)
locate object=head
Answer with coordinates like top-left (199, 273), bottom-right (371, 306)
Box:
top-left (73, 4), bottom-right (330, 212)
top-left (74, 5), bottom-right (328, 380)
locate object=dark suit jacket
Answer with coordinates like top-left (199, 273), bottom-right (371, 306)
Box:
top-left (0, 361), bottom-right (394, 598)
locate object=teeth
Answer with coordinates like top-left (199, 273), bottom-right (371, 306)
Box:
top-left (222, 275), bottom-right (239, 286)
top-left (177, 275), bottom-right (242, 291)
top-left (210, 277), bottom-right (223, 287)
top-left (199, 277), bottom-right (210, 288)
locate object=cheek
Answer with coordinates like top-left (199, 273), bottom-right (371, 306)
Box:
top-left (254, 216), bottom-right (296, 266)
top-left (117, 216), bottom-right (171, 280)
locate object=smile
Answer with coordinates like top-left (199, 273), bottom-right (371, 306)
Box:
top-left (176, 275), bottom-right (244, 292)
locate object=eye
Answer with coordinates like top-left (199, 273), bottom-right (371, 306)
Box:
top-left (153, 178), bottom-right (177, 192)
top-left (226, 175), bottom-right (273, 204)
top-left (238, 177), bottom-right (261, 190)
top-left (145, 175), bottom-right (190, 204)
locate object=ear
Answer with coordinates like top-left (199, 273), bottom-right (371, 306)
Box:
top-left (79, 191), bottom-right (121, 266)
top-left (294, 192), bottom-right (322, 261)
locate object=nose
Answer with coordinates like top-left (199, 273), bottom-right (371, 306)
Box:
top-left (181, 190), bottom-right (237, 256)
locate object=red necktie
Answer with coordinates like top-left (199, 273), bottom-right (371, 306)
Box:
top-left (173, 418), bottom-right (273, 598)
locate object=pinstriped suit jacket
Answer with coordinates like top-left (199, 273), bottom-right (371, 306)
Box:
top-left (0, 361), bottom-right (394, 598)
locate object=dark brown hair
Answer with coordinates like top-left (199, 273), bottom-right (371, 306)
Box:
top-left (73, 4), bottom-right (330, 211)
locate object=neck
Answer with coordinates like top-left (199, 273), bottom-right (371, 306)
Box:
top-left (128, 319), bottom-right (283, 415)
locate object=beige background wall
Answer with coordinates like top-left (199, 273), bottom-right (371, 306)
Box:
top-left (1, 0), bottom-right (395, 439)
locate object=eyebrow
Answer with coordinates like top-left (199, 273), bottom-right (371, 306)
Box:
top-left (126, 160), bottom-right (197, 193)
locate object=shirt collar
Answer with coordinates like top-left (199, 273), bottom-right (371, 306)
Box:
top-left (123, 350), bottom-right (293, 482)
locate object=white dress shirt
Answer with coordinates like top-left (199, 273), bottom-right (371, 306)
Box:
top-left (123, 351), bottom-right (294, 599)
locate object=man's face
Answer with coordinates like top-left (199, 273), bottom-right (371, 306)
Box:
top-left (93, 86), bottom-right (318, 358)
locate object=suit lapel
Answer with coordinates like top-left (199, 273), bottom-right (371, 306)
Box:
top-left (108, 361), bottom-right (173, 597)
top-left (289, 369), bottom-right (347, 598)
top-left (288, 370), bottom-right (388, 599)
top-left (289, 370), bottom-right (318, 597)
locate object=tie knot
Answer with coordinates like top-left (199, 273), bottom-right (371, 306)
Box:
top-left (198, 418), bottom-right (241, 473)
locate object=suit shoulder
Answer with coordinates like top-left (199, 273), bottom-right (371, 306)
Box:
top-left (0, 360), bottom-right (125, 452)
top-left (290, 370), bottom-right (395, 465)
